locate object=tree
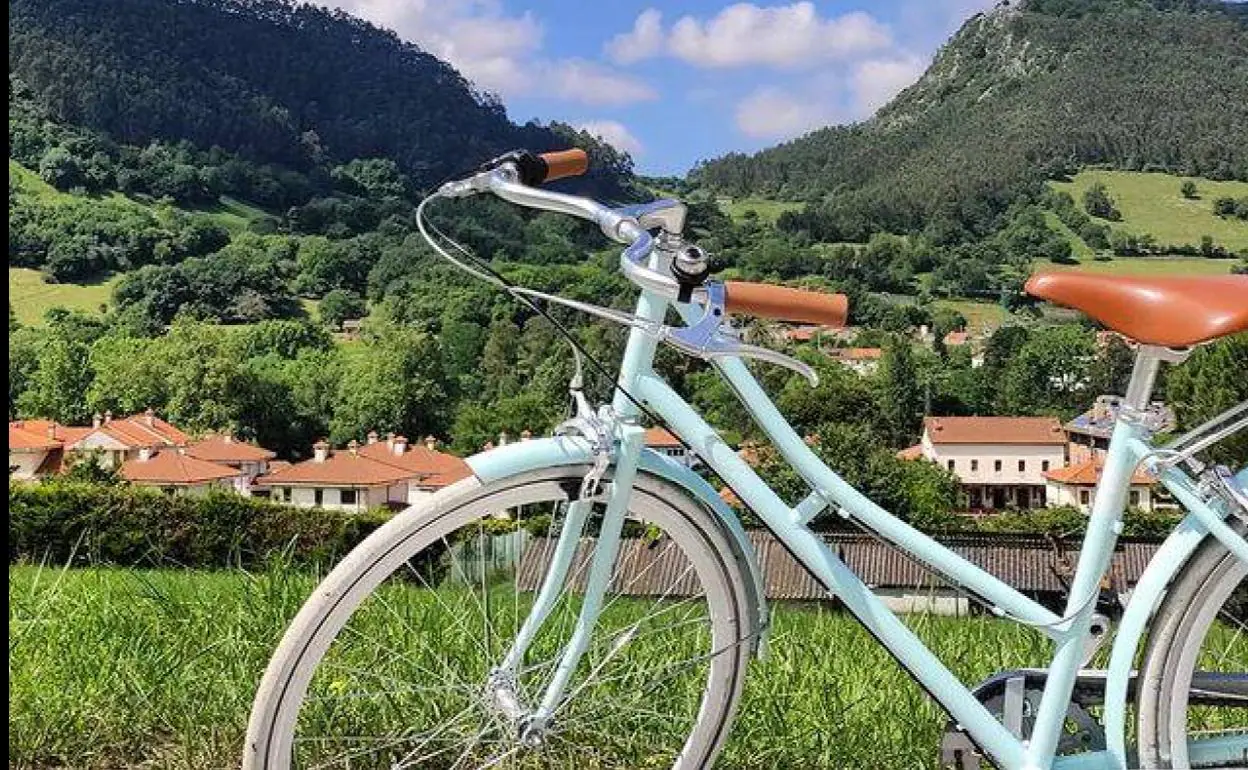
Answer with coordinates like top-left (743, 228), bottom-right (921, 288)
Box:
top-left (1082, 182), bottom-right (1122, 221)
top-left (318, 289), bottom-right (366, 330)
top-left (999, 325), bottom-right (1096, 416)
top-left (876, 335), bottom-right (924, 446)
top-left (1180, 180), bottom-right (1198, 199)
top-left (328, 325), bottom-right (447, 443)
top-left (1164, 333), bottom-right (1248, 467)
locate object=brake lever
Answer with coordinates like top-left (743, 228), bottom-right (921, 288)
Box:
top-left (666, 282), bottom-right (819, 386)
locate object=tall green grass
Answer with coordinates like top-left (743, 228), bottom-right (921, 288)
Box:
top-left (9, 565), bottom-right (1072, 769)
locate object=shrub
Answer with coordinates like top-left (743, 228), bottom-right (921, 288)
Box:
top-left (9, 480), bottom-right (391, 569)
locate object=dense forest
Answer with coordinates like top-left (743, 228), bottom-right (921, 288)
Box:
top-left (693, 0), bottom-right (1248, 252)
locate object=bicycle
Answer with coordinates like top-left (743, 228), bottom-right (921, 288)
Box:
top-left (244, 148), bottom-right (1248, 769)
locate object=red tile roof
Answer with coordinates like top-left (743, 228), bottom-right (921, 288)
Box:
top-left (828, 347), bottom-right (883, 360)
top-left (359, 440), bottom-right (472, 489)
top-left (924, 416), bottom-right (1066, 445)
top-left (121, 450), bottom-right (241, 485)
top-left (8, 420), bottom-right (63, 450)
top-left (943, 331), bottom-right (970, 346)
top-left (254, 448), bottom-right (415, 488)
top-left (185, 434), bottom-right (276, 463)
top-left (897, 444), bottom-right (924, 460)
top-left (1044, 457), bottom-right (1154, 486)
top-left (643, 427), bottom-right (683, 448)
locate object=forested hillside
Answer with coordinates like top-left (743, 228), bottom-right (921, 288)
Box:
top-left (9, 0), bottom-right (579, 185)
top-left (693, 0), bottom-right (1248, 244)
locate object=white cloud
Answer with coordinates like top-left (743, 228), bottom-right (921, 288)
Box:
top-left (576, 120), bottom-right (644, 156)
top-left (850, 55), bottom-right (927, 115)
top-left (329, 0), bottom-right (654, 105)
top-left (550, 60), bottom-right (657, 106)
top-left (605, 8), bottom-right (665, 65)
top-left (734, 87), bottom-right (841, 139)
top-left (610, 3), bottom-right (893, 69)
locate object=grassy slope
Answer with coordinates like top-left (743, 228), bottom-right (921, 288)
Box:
top-left (719, 196), bottom-right (804, 224)
top-left (9, 565), bottom-right (1054, 769)
top-left (9, 160), bottom-right (276, 324)
top-left (1035, 256), bottom-right (1235, 275)
top-left (1050, 169), bottom-right (1248, 252)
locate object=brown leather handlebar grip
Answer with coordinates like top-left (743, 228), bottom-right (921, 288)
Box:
top-left (538, 149), bottom-right (589, 183)
top-left (724, 281), bottom-right (849, 327)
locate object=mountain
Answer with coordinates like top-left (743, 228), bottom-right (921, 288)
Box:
top-left (7, 0), bottom-right (603, 186)
top-left (692, 0), bottom-right (1248, 242)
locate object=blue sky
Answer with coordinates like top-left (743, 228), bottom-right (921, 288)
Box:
top-left (331, 1), bottom-right (998, 175)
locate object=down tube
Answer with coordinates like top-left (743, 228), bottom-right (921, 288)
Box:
top-left (633, 373), bottom-right (1030, 770)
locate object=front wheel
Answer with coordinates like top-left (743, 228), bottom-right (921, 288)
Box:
top-left (244, 465), bottom-right (753, 769)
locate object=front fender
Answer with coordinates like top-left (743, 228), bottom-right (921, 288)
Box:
top-left (467, 435), bottom-right (769, 657)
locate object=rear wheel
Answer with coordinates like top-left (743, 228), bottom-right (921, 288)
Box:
top-left (244, 465), bottom-right (753, 769)
top-left (1137, 517), bottom-right (1248, 769)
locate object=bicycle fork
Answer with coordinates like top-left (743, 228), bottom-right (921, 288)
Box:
top-left (487, 422), bottom-right (646, 744)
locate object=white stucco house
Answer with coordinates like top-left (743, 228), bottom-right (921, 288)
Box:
top-left (120, 446), bottom-right (243, 495)
top-left (1043, 458), bottom-right (1158, 513)
top-left (900, 416), bottom-right (1068, 511)
top-left (183, 433), bottom-right (276, 495)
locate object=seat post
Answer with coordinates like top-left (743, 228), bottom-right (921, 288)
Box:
top-left (1124, 344), bottom-right (1189, 411)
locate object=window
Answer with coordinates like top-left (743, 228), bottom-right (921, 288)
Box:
top-left (341, 489), bottom-right (357, 506)
top-left (1042, 460), bottom-right (1050, 472)
top-left (971, 460), bottom-right (979, 472)
top-left (282, 487), bottom-right (292, 502)
top-left (314, 489), bottom-right (324, 506)
top-left (1018, 460), bottom-right (1026, 472)
top-left (1129, 491), bottom-right (1140, 507)
top-left (161, 486), bottom-right (176, 495)
top-left (947, 459), bottom-right (955, 471)
top-left (994, 460), bottom-right (1003, 472)
top-left (1080, 490), bottom-right (1091, 506)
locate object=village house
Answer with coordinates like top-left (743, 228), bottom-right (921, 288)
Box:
top-left (8, 409), bottom-right (190, 479)
top-left (900, 416), bottom-right (1068, 511)
top-left (826, 347), bottom-right (883, 375)
top-left (1044, 457), bottom-right (1159, 513)
top-left (183, 432), bottom-right (277, 495)
top-left (1064, 395), bottom-right (1175, 464)
top-left (253, 432), bottom-right (472, 510)
top-left (119, 446), bottom-right (243, 495)
top-left (644, 426), bottom-right (700, 468)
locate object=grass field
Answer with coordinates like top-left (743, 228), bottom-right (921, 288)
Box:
top-left (8, 267), bottom-right (120, 326)
top-left (718, 196), bottom-right (804, 224)
top-left (931, 299), bottom-right (1011, 335)
top-left (1049, 170), bottom-right (1248, 252)
top-left (10, 564), bottom-right (1061, 769)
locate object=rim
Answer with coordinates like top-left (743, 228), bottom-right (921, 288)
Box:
top-left (1163, 553), bottom-right (1248, 769)
top-left (258, 474), bottom-right (747, 769)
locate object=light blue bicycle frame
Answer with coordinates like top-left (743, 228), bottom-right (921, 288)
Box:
top-left (479, 283), bottom-right (1246, 768)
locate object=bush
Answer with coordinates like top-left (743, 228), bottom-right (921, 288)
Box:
top-left (9, 480), bottom-right (391, 568)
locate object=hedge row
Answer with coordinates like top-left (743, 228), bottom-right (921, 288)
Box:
top-left (9, 480), bottom-right (392, 569)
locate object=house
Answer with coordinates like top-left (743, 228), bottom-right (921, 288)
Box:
top-left (8, 420), bottom-right (87, 479)
top-left (120, 446), bottom-right (243, 495)
top-left (903, 416), bottom-right (1068, 511)
top-left (183, 432), bottom-right (277, 495)
top-left (1065, 395), bottom-right (1175, 464)
top-left (8, 409), bottom-right (189, 479)
top-left (826, 347), bottom-right (883, 375)
top-left (644, 427), bottom-right (699, 468)
top-left (358, 432), bottom-right (472, 502)
top-left (253, 439), bottom-right (413, 510)
top-left (1044, 458), bottom-right (1159, 513)
top-left (66, 409), bottom-right (190, 468)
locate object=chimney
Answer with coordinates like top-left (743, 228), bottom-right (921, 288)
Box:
top-left (367, 430), bottom-right (379, 445)
top-left (144, 407), bottom-right (155, 427)
top-left (424, 435), bottom-right (437, 451)
top-left (392, 435), bottom-right (408, 456)
top-left (520, 430), bottom-right (532, 442)
top-left (347, 439), bottom-right (359, 456)
top-left (313, 440), bottom-right (330, 462)
top-left (104, 410), bottom-right (113, 424)
top-left (385, 432), bottom-right (395, 450)
top-left (223, 432), bottom-right (234, 444)
top-left (47, 422), bottom-right (57, 440)
top-left (139, 447), bottom-right (152, 462)
top-left (498, 431), bottom-right (509, 446)
top-left (92, 412), bottom-right (102, 429)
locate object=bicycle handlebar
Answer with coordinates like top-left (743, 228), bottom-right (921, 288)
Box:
top-left (437, 151), bottom-right (849, 328)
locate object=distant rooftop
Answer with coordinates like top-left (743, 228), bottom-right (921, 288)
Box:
top-left (1065, 395), bottom-right (1175, 440)
top-left (924, 416), bottom-right (1065, 445)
